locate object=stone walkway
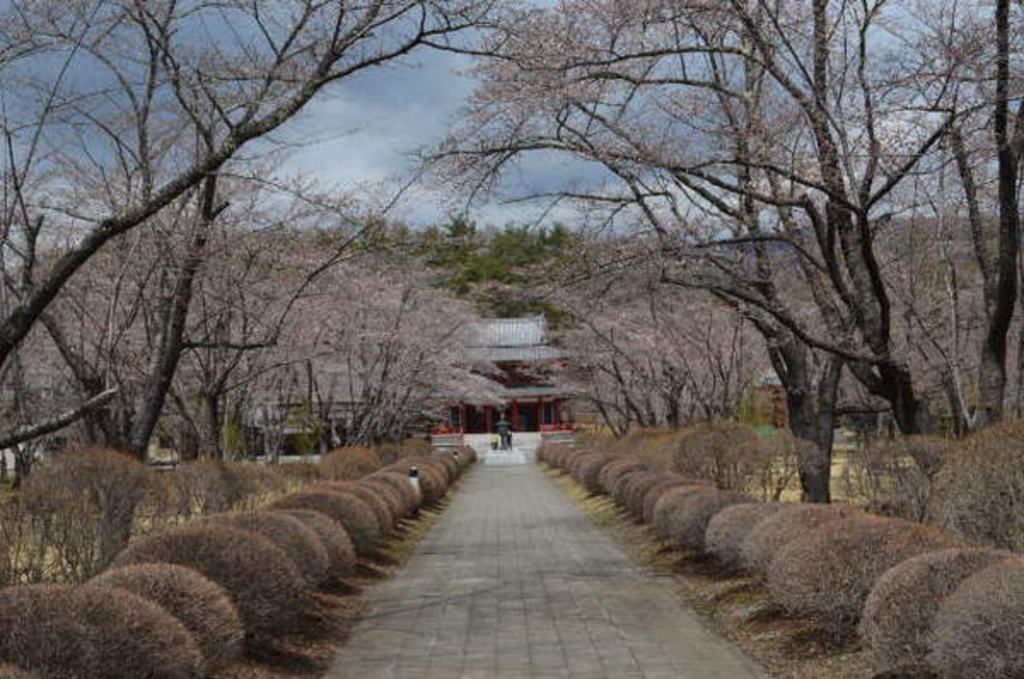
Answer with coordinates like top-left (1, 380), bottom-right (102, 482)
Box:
top-left (326, 464), bottom-right (766, 679)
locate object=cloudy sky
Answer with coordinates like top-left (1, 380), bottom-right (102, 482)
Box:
top-left (280, 46), bottom-right (583, 229)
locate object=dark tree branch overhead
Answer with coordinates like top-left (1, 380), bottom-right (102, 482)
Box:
top-left (0, 388), bottom-right (118, 451)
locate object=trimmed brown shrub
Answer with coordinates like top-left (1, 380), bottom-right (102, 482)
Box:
top-left (270, 462), bottom-right (324, 485)
top-left (316, 481), bottom-right (395, 533)
top-left (610, 468), bottom-right (650, 507)
top-left (843, 435), bottom-right (950, 521)
top-left (387, 459), bottom-right (447, 505)
top-left (432, 454), bottom-right (459, 484)
top-left (768, 516), bottom-right (963, 639)
top-left (0, 585), bottom-right (100, 677)
top-left (222, 463), bottom-right (288, 511)
top-left (562, 445), bottom-right (584, 468)
top-left (112, 523), bottom-right (312, 650)
top-left (399, 438), bottom-right (432, 457)
top-left (861, 547), bottom-right (1011, 674)
top-left (705, 503), bottom-right (784, 571)
top-left (643, 478), bottom-right (707, 524)
top-left (453, 444), bottom-right (477, 467)
top-left (598, 459), bottom-right (648, 495)
top-left (360, 479), bottom-right (405, 520)
top-left (368, 471), bottom-right (421, 513)
top-left (90, 563), bottom-right (244, 671)
top-left (0, 584), bottom-right (202, 678)
top-left (652, 485), bottom-right (715, 541)
top-left (210, 511), bottom-right (329, 588)
top-left (664, 491), bottom-right (756, 551)
top-left (570, 453), bottom-right (618, 494)
top-left (748, 433), bottom-right (807, 501)
top-left (932, 422), bottom-right (1024, 549)
top-left (271, 490), bottom-right (381, 556)
top-left (671, 422), bottom-right (761, 490)
top-left (173, 460), bottom-right (230, 515)
top-left (929, 557), bottom-right (1024, 678)
top-left (0, 665), bottom-right (36, 679)
top-left (739, 503), bottom-right (864, 576)
top-left (321, 446), bottom-right (383, 481)
top-left (22, 447), bottom-right (151, 579)
top-left (549, 444), bottom-right (586, 471)
top-left (71, 585), bottom-right (203, 678)
top-left (171, 460), bottom-right (286, 517)
top-left (275, 509), bottom-right (356, 584)
top-left (618, 471), bottom-right (673, 521)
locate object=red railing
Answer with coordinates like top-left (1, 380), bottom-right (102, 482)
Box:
top-left (540, 423), bottom-right (575, 433)
top-left (430, 426), bottom-right (465, 435)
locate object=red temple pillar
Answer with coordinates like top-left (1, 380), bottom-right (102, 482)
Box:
top-left (511, 401), bottom-right (519, 430)
top-left (459, 403), bottom-right (467, 431)
top-left (485, 406), bottom-right (493, 432)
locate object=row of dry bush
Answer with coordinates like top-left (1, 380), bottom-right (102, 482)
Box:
top-left (0, 439), bottom-right (434, 586)
top-left (0, 442), bottom-right (475, 677)
top-left (580, 420), bottom-right (1024, 551)
top-left (540, 431), bottom-right (1024, 679)
top-left (573, 423), bottom-right (808, 502)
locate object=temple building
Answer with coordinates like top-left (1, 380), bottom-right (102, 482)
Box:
top-left (447, 315), bottom-right (572, 433)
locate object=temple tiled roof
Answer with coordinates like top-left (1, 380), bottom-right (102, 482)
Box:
top-left (467, 315), bottom-right (563, 363)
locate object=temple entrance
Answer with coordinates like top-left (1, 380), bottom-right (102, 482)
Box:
top-left (516, 404), bottom-right (539, 431)
top-left (465, 406), bottom-right (488, 433)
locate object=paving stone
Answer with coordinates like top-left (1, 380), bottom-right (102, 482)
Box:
top-left (326, 464), bottom-right (766, 678)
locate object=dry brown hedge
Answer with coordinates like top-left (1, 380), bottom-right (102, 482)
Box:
top-left (705, 503), bottom-right (784, 571)
top-left (0, 665), bottom-right (36, 679)
top-left (571, 453), bottom-right (618, 494)
top-left (931, 422), bottom-right (1024, 550)
top-left (598, 459), bottom-right (648, 495)
top-left (0, 584), bottom-right (202, 678)
top-left (320, 446), bottom-right (383, 481)
top-left (643, 478), bottom-right (708, 524)
top-left (71, 584), bottom-right (203, 678)
top-left (22, 447), bottom-right (152, 578)
top-left (652, 486), bottom-right (715, 541)
top-left (768, 516), bottom-right (963, 639)
top-left (0, 585), bottom-right (100, 677)
top-left (360, 478), bottom-right (406, 520)
top-left (739, 503), bottom-right (864, 576)
top-left (387, 459), bottom-right (447, 505)
top-left (929, 557), bottom-right (1024, 678)
top-left (663, 490), bottom-right (756, 551)
top-left (210, 511), bottom-right (329, 588)
top-left (609, 468), bottom-right (648, 506)
top-left (432, 454), bottom-right (459, 485)
top-left (173, 460), bottom-right (283, 516)
top-left (315, 481), bottom-right (395, 534)
top-left (90, 563), bottom-right (244, 672)
top-left (617, 471), bottom-right (672, 521)
top-left (269, 462), bottom-right (324, 485)
top-left (368, 471), bottom-right (422, 513)
top-left (671, 422), bottom-right (761, 490)
top-left (860, 547), bottom-right (1011, 675)
top-left (112, 522), bottom-right (313, 651)
top-left (274, 509), bottom-right (356, 585)
top-left (271, 490), bottom-right (381, 556)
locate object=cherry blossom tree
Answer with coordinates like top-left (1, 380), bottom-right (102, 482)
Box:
top-left (0, 0), bottom-right (496, 450)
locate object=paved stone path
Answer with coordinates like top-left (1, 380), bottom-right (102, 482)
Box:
top-left (326, 464), bottom-right (766, 679)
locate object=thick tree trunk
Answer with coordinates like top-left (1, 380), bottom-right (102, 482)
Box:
top-left (761, 325), bottom-right (841, 503)
top-left (127, 176), bottom-right (222, 459)
top-left (978, 0), bottom-right (1021, 425)
top-left (200, 392), bottom-right (222, 459)
top-left (782, 354), bottom-right (841, 504)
